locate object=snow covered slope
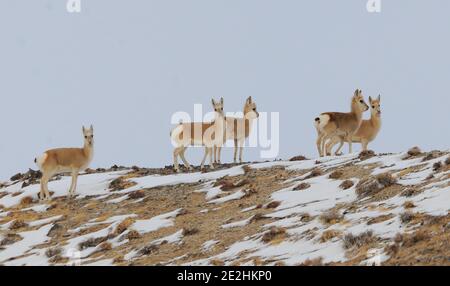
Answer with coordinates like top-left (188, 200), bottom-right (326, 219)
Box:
top-left (0, 149), bottom-right (449, 266)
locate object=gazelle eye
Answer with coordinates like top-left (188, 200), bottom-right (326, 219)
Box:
top-left (360, 100), bottom-right (364, 103)
top-left (84, 136), bottom-right (87, 139)
top-left (372, 106), bottom-right (375, 108)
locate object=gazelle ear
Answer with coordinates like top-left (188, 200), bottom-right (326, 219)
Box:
top-left (90, 125), bottom-right (94, 132)
top-left (82, 126), bottom-right (86, 133)
top-left (220, 97), bottom-right (224, 105)
top-left (377, 94), bottom-right (381, 102)
top-left (247, 96), bottom-right (252, 104)
top-left (211, 99), bottom-right (216, 106)
top-left (369, 96), bottom-right (373, 103)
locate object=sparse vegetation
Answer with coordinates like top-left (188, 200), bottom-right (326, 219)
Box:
top-left (305, 168), bottom-right (323, 179)
top-left (20, 196), bottom-right (34, 206)
top-left (289, 155), bottom-right (307, 161)
top-left (358, 150), bottom-right (375, 161)
top-left (445, 156), bottom-right (450, 166)
top-left (343, 231), bottom-right (376, 249)
top-left (329, 170), bottom-right (343, 179)
top-left (139, 244), bottom-right (159, 256)
top-left (319, 210), bottom-right (343, 225)
top-left (320, 230), bottom-right (341, 242)
top-left (400, 212), bottom-right (415, 224)
top-left (401, 188), bottom-right (420, 197)
top-left (403, 201), bottom-right (415, 209)
top-left (407, 146), bottom-right (422, 157)
top-left (182, 227), bottom-right (199, 236)
top-left (376, 173), bottom-right (397, 188)
top-left (114, 218), bottom-right (135, 235)
top-left (262, 227), bottom-right (287, 243)
top-left (298, 257), bottom-right (323, 266)
top-left (126, 230), bottom-right (142, 240)
top-left (128, 190), bottom-right (146, 199)
top-left (432, 162), bottom-right (443, 172)
top-left (293, 182), bottom-right (311, 191)
top-left (356, 173), bottom-right (397, 198)
top-left (45, 247), bottom-right (62, 258)
top-left (339, 180), bottom-right (354, 190)
top-left (1, 233), bottom-right (23, 246)
top-left (9, 219), bottom-right (28, 230)
top-left (266, 201), bottom-right (281, 209)
top-left (79, 236), bottom-right (108, 250)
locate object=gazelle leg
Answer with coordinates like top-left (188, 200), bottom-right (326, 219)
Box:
top-left (347, 136), bottom-right (353, 154)
top-left (39, 173), bottom-right (50, 201)
top-left (179, 146), bottom-right (192, 170)
top-left (68, 171), bottom-right (79, 198)
top-left (209, 147), bottom-right (215, 169)
top-left (217, 146), bottom-right (222, 164)
top-left (173, 147), bottom-right (182, 172)
top-left (316, 133), bottom-right (324, 157)
top-left (200, 147), bottom-right (209, 169)
top-left (361, 140), bottom-right (369, 152)
top-left (233, 139), bottom-right (238, 163)
top-left (239, 139), bottom-right (244, 163)
top-left (335, 137), bottom-right (345, 155)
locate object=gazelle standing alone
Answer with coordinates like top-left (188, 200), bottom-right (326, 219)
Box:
top-left (215, 96), bottom-right (259, 164)
top-left (325, 95), bottom-right (382, 155)
top-left (314, 89), bottom-right (369, 157)
top-left (35, 125), bottom-right (94, 201)
top-left (170, 98), bottom-right (225, 172)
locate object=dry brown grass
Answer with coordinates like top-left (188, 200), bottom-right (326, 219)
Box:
top-left (407, 146), bottom-right (422, 157)
top-left (358, 150), bottom-right (376, 161)
top-left (293, 182), bottom-right (310, 191)
top-left (182, 227), bottom-right (199, 236)
top-left (339, 180), bottom-right (354, 190)
top-left (0, 233), bottom-right (23, 246)
top-left (319, 210), bottom-right (343, 225)
top-left (262, 227), bottom-right (287, 243)
top-left (9, 219), bottom-right (28, 230)
top-left (343, 231), bottom-right (376, 249)
top-left (403, 201), bottom-right (416, 209)
top-left (109, 177), bottom-right (137, 191)
top-left (114, 218), bottom-right (135, 235)
top-left (329, 170), bottom-right (343, 179)
top-left (126, 230), bottom-right (142, 240)
top-left (289, 155), bottom-right (307, 161)
top-left (400, 212), bottom-right (416, 224)
top-left (128, 190), bottom-right (146, 199)
top-left (265, 201), bottom-right (281, 209)
top-left (298, 257), bottom-right (323, 266)
top-left (305, 168), bottom-right (323, 179)
top-left (45, 247), bottom-right (62, 258)
top-left (320, 230), bottom-right (342, 242)
top-left (20, 196), bottom-right (34, 206)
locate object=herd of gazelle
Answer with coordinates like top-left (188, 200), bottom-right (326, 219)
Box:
top-left (34, 90), bottom-right (381, 200)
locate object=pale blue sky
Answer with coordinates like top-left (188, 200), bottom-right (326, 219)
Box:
top-left (1, 0), bottom-right (450, 179)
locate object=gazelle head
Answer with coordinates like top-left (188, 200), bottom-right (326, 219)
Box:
top-left (211, 98), bottom-right (225, 118)
top-left (369, 95), bottom-right (381, 117)
top-left (244, 96), bottom-right (259, 119)
top-left (82, 125), bottom-right (94, 147)
top-left (352, 89), bottom-right (369, 112)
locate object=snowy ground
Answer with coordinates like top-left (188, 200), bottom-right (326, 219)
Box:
top-left (0, 150), bottom-right (448, 266)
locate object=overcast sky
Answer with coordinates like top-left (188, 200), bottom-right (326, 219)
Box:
top-left (1, 0), bottom-right (450, 179)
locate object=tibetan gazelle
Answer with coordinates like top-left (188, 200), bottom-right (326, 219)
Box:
top-left (35, 125), bottom-right (94, 201)
top-left (325, 95), bottom-right (382, 155)
top-left (314, 89), bottom-right (369, 157)
top-left (214, 96), bottom-right (259, 164)
top-left (170, 98), bottom-right (225, 172)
